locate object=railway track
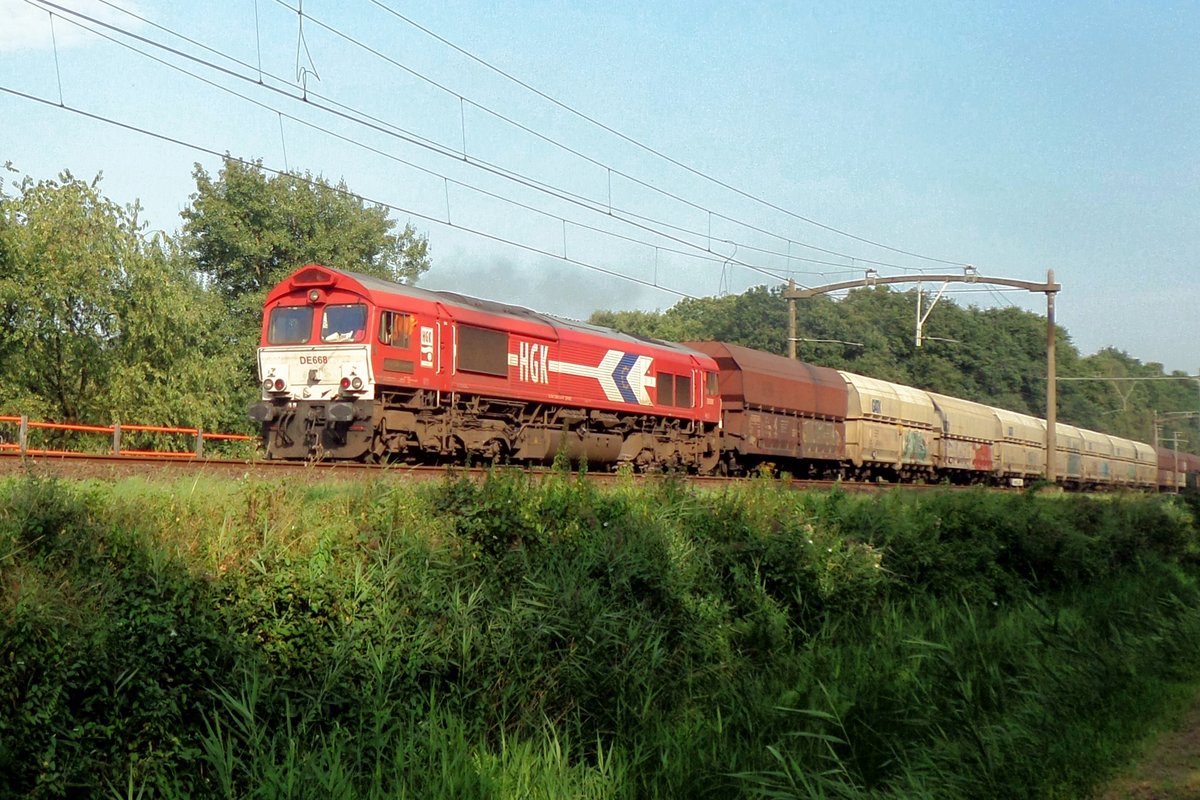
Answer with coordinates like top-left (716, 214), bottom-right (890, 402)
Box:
top-left (0, 451), bottom-right (961, 492)
top-left (0, 451), bottom-right (436, 484)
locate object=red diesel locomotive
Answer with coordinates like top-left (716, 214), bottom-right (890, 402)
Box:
top-left (249, 264), bottom-right (1199, 490)
top-left (248, 265), bottom-right (722, 469)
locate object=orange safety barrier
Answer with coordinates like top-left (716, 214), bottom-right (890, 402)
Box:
top-left (0, 415), bottom-right (254, 459)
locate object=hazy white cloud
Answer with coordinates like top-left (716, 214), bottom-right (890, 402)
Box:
top-left (0, 0), bottom-right (144, 53)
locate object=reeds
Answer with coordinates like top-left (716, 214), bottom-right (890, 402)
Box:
top-left (2, 472), bottom-right (1199, 798)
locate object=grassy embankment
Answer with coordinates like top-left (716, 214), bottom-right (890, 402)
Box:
top-left (3, 468), bottom-right (1200, 799)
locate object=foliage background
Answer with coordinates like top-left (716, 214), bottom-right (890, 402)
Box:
top-left (0, 160), bottom-right (429, 437)
top-left (1, 160), bottom-right (1196, 448)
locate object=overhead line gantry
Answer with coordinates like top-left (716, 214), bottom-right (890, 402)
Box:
top-left (783, 269), bottom-right (1062, 481)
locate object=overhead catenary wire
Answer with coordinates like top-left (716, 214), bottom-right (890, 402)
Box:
top-left (27, 5), bottom-right (792, 284)
top-left (26, 0), bottom-right (802, 287)
top-left (361, 0), bottom-right (971, 268)
top-left (276, 0), bottom-right (939, 274)
top-left (16, 0), bottom-right (1027, 317)
top-left (980, 282), bottom-right (1021, 309)
top-left (609, 204), bottom-right (941, 275)
top-left (78, 0), bottom-right (965, 278)
top-left (1056, 375), bottom-right (1200, 381)
top-left (275, 0), bottom-right (964, 272)
top-left (58, 0), bottom-right (994, 285)
top-left (0, 84), bottom-right (698, 301)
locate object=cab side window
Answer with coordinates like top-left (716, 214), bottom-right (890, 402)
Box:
top-left (656, 373), bottom-right (694, 408)
top-left (675, 375), bottom-right (693, 408)
top-left (379, 311), bottom-right (413, 348)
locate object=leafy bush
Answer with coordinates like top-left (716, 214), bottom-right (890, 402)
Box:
top-left (0, 478), bottom-right (238, 798)
top-left (2, 474), bottom-right (1199, 798)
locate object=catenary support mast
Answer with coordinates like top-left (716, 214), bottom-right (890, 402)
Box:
top-left (784, 269), bottom-right (1061, 482)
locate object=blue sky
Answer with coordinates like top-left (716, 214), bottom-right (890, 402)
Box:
top-left (1, 0), bottom-right (1197, 372)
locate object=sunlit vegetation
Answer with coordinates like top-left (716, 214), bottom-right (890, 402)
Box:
top-left (2, 161), bottom-right (1194, 451)
top-left (3, 471), bottom-right (1200, 798)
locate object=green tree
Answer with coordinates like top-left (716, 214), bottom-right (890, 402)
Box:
top-left (180, 158), bottom-right (432, 388)
top-left (181, 158), bottom-right (430, 305)
top-left (0, 170), bottom-right (241, 432)
top-left (588, 308), bottom-right (671, 340)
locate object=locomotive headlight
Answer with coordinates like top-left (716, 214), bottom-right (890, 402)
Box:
top-left (262, 378), bottom-right (273, 391)
top-left (351, 376), bottom-right (363, 390)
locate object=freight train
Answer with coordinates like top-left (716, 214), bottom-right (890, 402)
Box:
top-left (248, 265), bottom-right (1199, 491)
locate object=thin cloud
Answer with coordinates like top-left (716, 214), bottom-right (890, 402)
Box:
top-left (0, 0), bottom-right (145, 53)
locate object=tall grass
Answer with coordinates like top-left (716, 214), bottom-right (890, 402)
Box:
top-left (2, 471), bottom-right (1199, 798)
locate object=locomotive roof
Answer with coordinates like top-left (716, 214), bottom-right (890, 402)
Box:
top-left (324, 267), bottom-right (711, 359)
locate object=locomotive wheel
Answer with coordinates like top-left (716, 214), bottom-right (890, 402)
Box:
top-left (618, 433), bottom-right (659, 472)
top-left (697, 449), bottom-right (722, 475)
top-left (366, 431), bottom-right (389, 464)
top-left (480, 437), bottom-right (509, 464)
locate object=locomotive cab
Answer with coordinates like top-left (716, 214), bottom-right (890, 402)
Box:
top-left (249, 266), bottom-right (380, 459)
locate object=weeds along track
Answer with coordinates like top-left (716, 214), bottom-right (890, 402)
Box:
top-left (0, 452), bottom-right (962, 492)
top-left (2, 459), bottom-right (1193, 796)
top-left (0, 452), bottom-right (430, 484)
